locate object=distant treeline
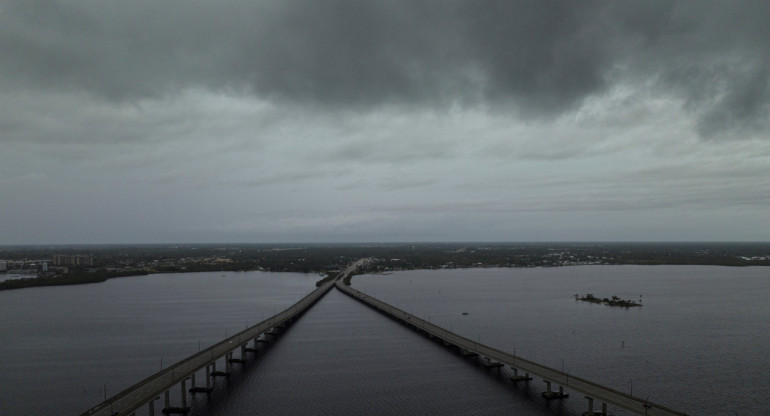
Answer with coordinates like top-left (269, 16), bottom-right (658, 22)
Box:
top-left (0, 270), bottom-right (147, 291)
top-left (1, 242), bottom-right (768, 291)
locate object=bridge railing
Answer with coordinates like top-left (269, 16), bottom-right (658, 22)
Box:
top-left (336, 281), bottom-right (689, 416)
top-left (81, 280), bottom-right (335, 416)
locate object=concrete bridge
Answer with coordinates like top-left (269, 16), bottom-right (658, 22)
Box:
top-left (79, 280), bottom-right (336, 416)
top-left (80, 261), bottom-right (688, 416)
top-left (335, 280), bottom-right (690, 416)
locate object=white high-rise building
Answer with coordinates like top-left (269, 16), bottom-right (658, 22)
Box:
top-left (0, 260), bottom-right (6, 271)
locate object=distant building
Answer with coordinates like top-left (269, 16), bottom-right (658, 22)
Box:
top-left (0, 260), bottom-right (6, 272)
top-left (52, 254), bottom-right (94, 267)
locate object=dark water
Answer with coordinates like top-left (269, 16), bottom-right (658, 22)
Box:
top-left (1, 266), bottom-right (767, 416)
top-left (0, 271), bottom-right (319, 416)
top-left (186, 289), bottom-right (556, 416)
top-left (353, 266), bottom-right (770, 415)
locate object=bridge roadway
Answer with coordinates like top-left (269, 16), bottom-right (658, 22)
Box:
top-left (80, 259), bottom-right (688, 416)
top-left (80, 279), bottom-right (336, 416)
top-left (336, 280), bottom-right (690, 416)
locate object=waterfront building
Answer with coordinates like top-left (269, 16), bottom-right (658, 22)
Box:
top-left (52, 254), bottom-right (94, 266)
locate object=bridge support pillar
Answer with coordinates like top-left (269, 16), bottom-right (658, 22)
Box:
top-left (210, 359), bottom-right (231, 378)
top-left (483, 358), bottom-right (504, 370)
top-left (148, 396), bottom-right (161, 416)
top-left (510, 368), bottom-right (532, 382)
top-left (241, 344), bottom-right (247, 360)
top-left (190, 368), bottom-right (213, 393)
top-left (181, 377), bottom-right (189, 408)
top-left (161, 379), bottom-right (191, 414)
top-left (541, 380), bottom-right (569, 400)
top-left (244, 337), bottom-right (260, 353)
top-left (582, 396), bottom-right (607, 415)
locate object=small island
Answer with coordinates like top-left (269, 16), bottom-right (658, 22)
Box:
top-left (575, 293), bottom-right (642, 307)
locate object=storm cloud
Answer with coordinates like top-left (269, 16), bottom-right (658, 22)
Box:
top-left (1, 1), bottom-right (769, 243)
top-left (3, 1), bottom-right (768, 133)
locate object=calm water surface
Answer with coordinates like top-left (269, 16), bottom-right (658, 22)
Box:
top-left (187, 289), bottom-right (558, 416)
top-left (1, 266), bottom-right (767, 416)
top-left (0, 271), bottom-right (319, 416)
top-left (353, 266), bottom-right (770, 415)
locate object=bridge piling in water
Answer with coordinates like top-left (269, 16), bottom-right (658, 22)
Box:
top-left (582, 396), bottom-right (608, 415)
top-left (148, 396), bottom-right (161, 416)
top-left (510, 368), bottom-right (532, 382)
top-left (181, 377), bottom-right (190, 409)
top-left (245, 338), bottom-right (260, 352)
top-left (483, 358), bottom-right (504, 370)
top-left (228, 345), bottom-right (247, 364)
top-left (160, 377), bottom-right (193, 413)
top-left (541, 380), bottom-right (569, 400)
top-left (205, 364), bottom-right (213, 388)
top-left (189, 370), bottom-right (211, 394)
top-left (160, 381), bottom-right (190, 414)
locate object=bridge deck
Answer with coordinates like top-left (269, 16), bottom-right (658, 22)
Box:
top-left (81, 259), bottom-right (688, 416)
top-left (336, 281), bottom-right (689, 416)
top-left (80, 280), bottom-right (335, 416)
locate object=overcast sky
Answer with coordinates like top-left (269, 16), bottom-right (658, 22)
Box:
top-left (1, 1), bottom-right (769, 244)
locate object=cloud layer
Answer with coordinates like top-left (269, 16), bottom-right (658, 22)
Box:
top-left (1, 1), bottom-right (769, 243)
top-left (3, 1), bottom-right (769, 132)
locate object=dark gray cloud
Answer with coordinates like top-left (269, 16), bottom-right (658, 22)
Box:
top-left (2, 0), bottom-right (768, 134)
top-left (4, 1), bottom-right (770, 245)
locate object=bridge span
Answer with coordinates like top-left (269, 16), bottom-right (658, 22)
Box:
top-left (80, 280), bottom-right (335, 416)
top-left (336, 280), bottom-right (689, 416)
top-left (80, 260), bottom-right (688, 416)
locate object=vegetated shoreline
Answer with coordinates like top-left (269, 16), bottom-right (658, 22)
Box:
top-left (0, 260), bottom-right (765, 292)
top-left (0, 265), bottom-right (331, 292)
top-left (0, 269), bottom-right (149, 291)
top-left (3, 240), bottom-right (769, 292)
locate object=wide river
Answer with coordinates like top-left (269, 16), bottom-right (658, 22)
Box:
top-left (353, 265), bottom-right (770, 415)
top-left (0, 265), bottom-right (767, 415)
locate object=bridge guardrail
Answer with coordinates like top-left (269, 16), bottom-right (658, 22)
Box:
top-left (336, 281), bottom-right (689, 416)
top-left (82, 280), bottom-right (335, 416)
